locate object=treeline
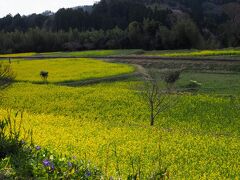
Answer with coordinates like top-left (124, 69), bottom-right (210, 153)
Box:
top-left (0, 0), bottom-right (170, 32)
top-left (0, 19), bottom-right (206, 53)
top-left (0, 0), bottom-right (239, 53)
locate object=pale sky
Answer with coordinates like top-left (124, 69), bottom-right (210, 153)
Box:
top-left (0, 0), bottom-right (100, 18)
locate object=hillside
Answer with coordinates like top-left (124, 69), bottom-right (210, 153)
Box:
top-left (0, 0), bottom-right (239, 53)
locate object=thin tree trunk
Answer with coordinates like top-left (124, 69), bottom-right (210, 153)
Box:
top-left (150, 113), bottom-right (154, 126)
top-left (150, 101), bottom-right (154, 126)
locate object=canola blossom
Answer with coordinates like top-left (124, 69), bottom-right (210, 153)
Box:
top-left (4, 58), bottom-right (134, 83)
top-left (0, 58), bottom-right (240, 178)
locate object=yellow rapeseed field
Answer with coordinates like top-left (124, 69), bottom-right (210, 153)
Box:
top-left (0, 58), bottom-right (240, 178)
top-left (7, 58), bottom-right (134, 83)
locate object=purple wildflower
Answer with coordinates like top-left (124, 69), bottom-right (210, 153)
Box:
top-left (85, 170), bottom-right (91, 177)
top-left (42, 159), bottom-right (51, 167)
top-left (35, 146), bottom-right (41, 151)
top-left (68, 162), bottom-right (73, 168)
top-left (51, 164), bottom-right (55, 171)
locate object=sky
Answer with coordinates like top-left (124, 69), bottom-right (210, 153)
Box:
top-left (0, 0), bottom-right (100, 18)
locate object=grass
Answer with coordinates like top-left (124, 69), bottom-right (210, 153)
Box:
top-left (7, 58), bottom-right (134, 83)
top-left (0, 52), bottom-right (36, 58)
top-left (178, 72), bottom-right (240, 94)
top-left (0, 50), bottom-right (141, 58)
top-left (0, 58), bottom-right (240, 178)
top-left (1, 48), bottom-right (240, 58)
top-left (144, 48), bottom-right (240, 57)
top-left (39, 49), bottom-right (142, 57)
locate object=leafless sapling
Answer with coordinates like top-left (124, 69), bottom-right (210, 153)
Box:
top-left (139, 69), bottom-right (178, 126)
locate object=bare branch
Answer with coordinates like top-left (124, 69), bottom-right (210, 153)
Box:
top-left (138, 68), bottom-right (180, 126)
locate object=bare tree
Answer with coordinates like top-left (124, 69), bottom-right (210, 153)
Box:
top-left (0, 63), bottom-right (15, 90)
top-left (139, 69), bottom-right (178, 126)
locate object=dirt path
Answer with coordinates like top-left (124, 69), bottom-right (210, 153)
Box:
top-left (103, 57), bottom-right (240, 72)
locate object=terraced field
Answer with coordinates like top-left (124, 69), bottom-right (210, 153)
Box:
top-left (0, 50), bottom-right (141, 58)
top-left (0, 52), bottom-right (37, 57)
top-left (7, 58), bottom-right (134, 83)
top-left (144, 48), bottom-right (240, 58)
top-left (1, 57), bottom-right (240, 178)
top-left (39, 49), bottom-right (141, 57)
top-left (1, 48), bottom-right (239, 59)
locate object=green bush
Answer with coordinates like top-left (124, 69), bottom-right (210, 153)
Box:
top-left (40, 70), bottom-right (49, 83)
top-left (161, 69), bottom-right (181, 85)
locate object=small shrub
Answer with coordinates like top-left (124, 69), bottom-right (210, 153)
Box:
top-left (160, 69), bottom-right (183, 91)
top-left (40, 71), bottom-right (48, 83)
top-left (161, 69), bottom-right (181, 85)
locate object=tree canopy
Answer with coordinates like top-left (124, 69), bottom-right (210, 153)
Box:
top-left (0, 0), bottom-right (239, 53)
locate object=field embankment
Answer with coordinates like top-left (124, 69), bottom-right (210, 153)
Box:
top-left (1, 48), bottom-right (240, 60)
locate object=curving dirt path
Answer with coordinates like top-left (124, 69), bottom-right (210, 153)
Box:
top-left (102, 56), bottom-right (240, 72)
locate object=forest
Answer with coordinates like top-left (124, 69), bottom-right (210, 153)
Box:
top-left (0, 0), bottom-right (239, 53)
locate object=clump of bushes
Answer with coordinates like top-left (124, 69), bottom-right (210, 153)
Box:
top-left (161, 69), bottom-right (183, 90)
top-left (162, 70), bottom-right (181, 84)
